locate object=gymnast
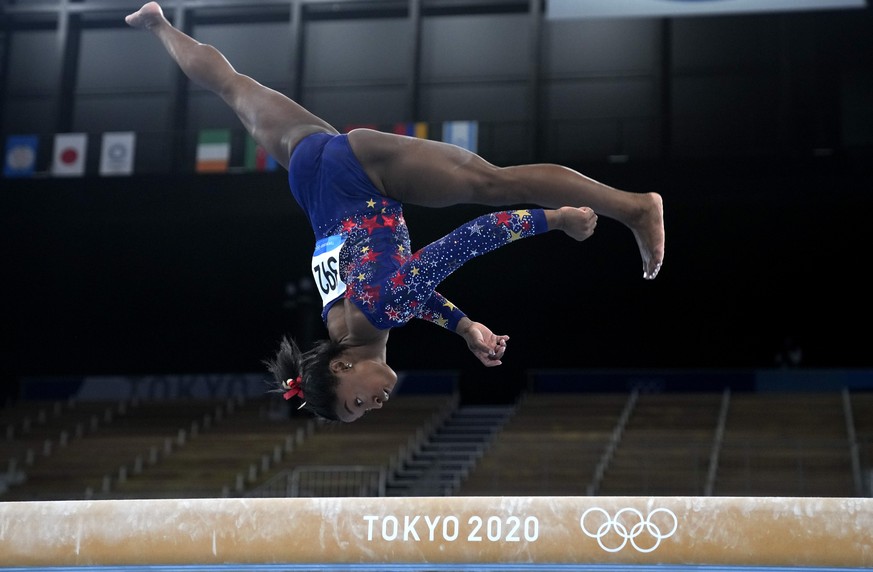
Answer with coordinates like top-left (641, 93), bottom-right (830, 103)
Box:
top-left (126, 2), bottom-right (665, 423)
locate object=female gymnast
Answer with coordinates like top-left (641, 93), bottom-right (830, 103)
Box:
top-left (126, 2), bottom-right (665, 423)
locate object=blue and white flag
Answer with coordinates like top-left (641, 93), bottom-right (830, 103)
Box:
top-left (442, 121), bottom-right (478, 153)
top-left (3, 135), bottom-right (38, 178)
top-left (100, 131), bottom-right (136, 176)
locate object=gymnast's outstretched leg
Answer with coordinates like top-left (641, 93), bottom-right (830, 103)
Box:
top-left (125, 1), bottom-right (337, 169)
top-left (347, 128), bottom-right (665, 279)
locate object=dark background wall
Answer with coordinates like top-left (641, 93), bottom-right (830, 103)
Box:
top-left (2, 1), bottom-right (872, 401)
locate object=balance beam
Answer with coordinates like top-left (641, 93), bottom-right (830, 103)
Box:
top-left (1, 496), bottom-right (870, 567)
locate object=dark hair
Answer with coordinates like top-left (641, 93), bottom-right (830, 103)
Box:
top-left (264, 335), bottom-right (348, 422)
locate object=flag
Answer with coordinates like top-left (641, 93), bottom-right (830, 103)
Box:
top-left (196, 129), bottom-right (230, 173)
top-left (244, 135), bottom-right (278, 172)
top-left (51, 133), bottom-right (87, 177)
top-left (3, 135), bottom-right (38, 178)
top-left (342, 123), bottom-right (378, 134)
top-left (99, 131), bottom-right (136, 176)
top-left (392, 122), bottom-right (429, 139)
top-left (442, 121), bottom-right (478, 153)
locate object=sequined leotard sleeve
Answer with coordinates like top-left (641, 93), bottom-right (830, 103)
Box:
top-left (288, 132), bottom-right (550, 332)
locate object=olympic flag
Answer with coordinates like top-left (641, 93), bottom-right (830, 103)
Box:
top-left (99, 131), bottom-right (136, 176)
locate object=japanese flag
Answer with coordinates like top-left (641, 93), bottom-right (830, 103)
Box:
top-left (52, 133), bottom-right (87, 177)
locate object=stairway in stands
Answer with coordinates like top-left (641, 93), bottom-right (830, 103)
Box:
top-left (385, 405), bottom-right (514, 496)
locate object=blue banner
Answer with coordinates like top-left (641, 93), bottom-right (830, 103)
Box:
top-left (3, 134), bottom-right (38, 178)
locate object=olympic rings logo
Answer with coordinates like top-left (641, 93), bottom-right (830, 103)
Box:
top-left (579, 507), bottom-right (678, 553)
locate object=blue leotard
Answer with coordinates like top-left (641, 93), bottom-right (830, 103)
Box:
top-left (288, 132), bottom-right (549, 331)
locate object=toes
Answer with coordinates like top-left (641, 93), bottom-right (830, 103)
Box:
top-left (644, 262), bottom-right (662, 280)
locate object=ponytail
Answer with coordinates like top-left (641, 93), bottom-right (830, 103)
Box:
top-left (264, 335), bottom-right (349, 422)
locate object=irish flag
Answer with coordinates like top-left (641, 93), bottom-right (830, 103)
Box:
top-left (196, 129), bottom-right (230, 173)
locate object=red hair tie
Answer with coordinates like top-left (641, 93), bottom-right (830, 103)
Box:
top-left (283, 375), bottom-right (304, 401)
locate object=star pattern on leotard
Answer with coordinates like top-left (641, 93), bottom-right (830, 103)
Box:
top-left (390, 273), bottom-right (407, 289)
top-left (335, 205), bottom-right (543, 329)
top-left (361, 215), bottom-right (382, 235)
top-left (335, 199), bottom-right (409, 316)
top-left (495, 212), bottom-right (513, 227)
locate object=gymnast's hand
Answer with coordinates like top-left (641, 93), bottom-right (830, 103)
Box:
top-left (458, 318), bottom-right (509, 367)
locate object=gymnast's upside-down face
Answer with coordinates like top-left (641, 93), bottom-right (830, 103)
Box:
top-left (331, 359), bottom-right (397, 422)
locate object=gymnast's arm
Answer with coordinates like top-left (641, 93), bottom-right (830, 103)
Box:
top-left (418, 292), bottom-right (508, 367)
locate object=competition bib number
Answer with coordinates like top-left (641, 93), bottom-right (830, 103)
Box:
top-left (311, 235), bottom-right (347, 308)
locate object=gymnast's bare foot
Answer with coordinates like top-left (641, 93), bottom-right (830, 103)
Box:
top-left (631, 192), bottom-right (665, 280)
top-left (553, 206), bottom-right (598, 242)
top-left (125, 2), bottom-right (164, 29)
